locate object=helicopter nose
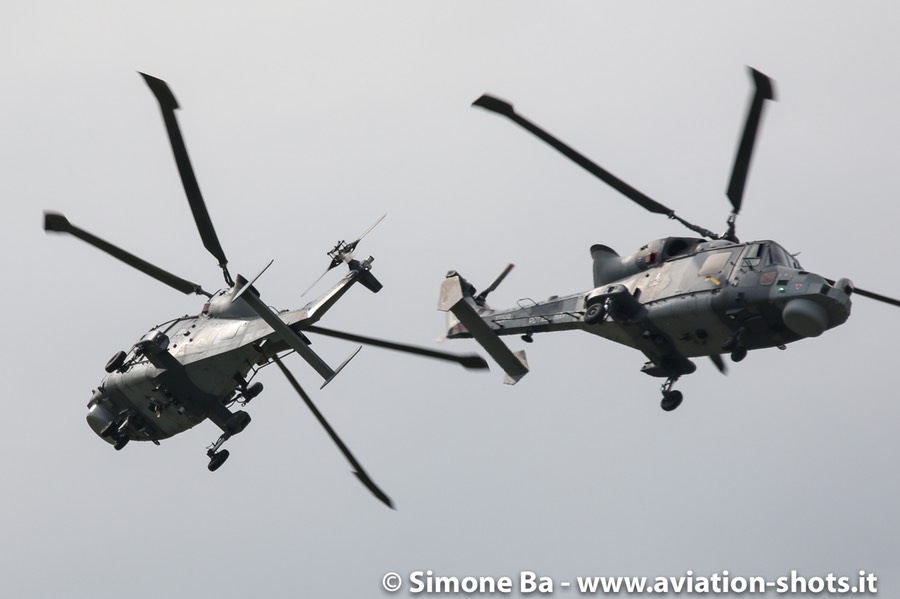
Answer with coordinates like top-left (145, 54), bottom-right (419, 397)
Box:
top-left (86, 391), bottom-right (117, 444)
top-left (782, 298), bottom-right (828, 337)
top-left (779, 274), bottom-right (853, 338)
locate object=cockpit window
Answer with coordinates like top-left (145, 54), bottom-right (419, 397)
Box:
top-left (742, 243), bottom-right (763, 268)
top-left (766, 243), bottom-right (802, 268)
top-left (768, 244), bottom-right (791, 267)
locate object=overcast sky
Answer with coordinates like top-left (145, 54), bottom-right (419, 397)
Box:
top-left (4, 2), bottom-right (900, 598)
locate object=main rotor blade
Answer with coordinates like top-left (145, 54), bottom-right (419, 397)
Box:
top-left (709, 354), bottom-right (728, 375)
top-left (851, 287), bottom-right (900, 308)
top-left (823, 278), bottom-right (900, 308)
top-left (140, 72), bottom-right (232, 285)
top-left (473, 95), bottom-right (673, 216)
top-left (304, 325), bottom-right (490, 370)
top-left (44, 212), bottom-right (208, 296)
top-left (238, 285), bottom-right (338, 382)
top-left (725, 68), bottom-right (776, 215)
top-left (473, 95), bottom-right (717, 238)
top-left (272, 356), bottom-right (394, 509)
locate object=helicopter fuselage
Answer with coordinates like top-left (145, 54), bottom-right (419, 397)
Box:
top-left (85, 268), bottom-right (362, 447)
top-left (444, 237), bottom-right (853, 380)
top-left (87, 311), bottom-right (265, 444)
top-left (447, 69), bottom-right (896, 411)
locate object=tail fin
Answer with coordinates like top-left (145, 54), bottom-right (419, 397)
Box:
top-left (438, 272), bottom-right (528, 384)
top-left (591, 244), bottom-right (626, 287)
top-left (349, 258), bottom-right (383, 293)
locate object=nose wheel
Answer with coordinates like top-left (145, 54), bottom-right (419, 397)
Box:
top-left (660, 377), bottom-right (683, 412)
top-left (101, 410), bottom-right (138, 450)
top-left (723, 327), bottom-right (748, 362)
top-left (208, 449), bottom-right (230, 471)
top-left (730, 347), bottom-right (748, 362)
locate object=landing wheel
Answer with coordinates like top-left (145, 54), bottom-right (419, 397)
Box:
top-left (661, 390), bottom-right (683, 412)
top-left (113, 436), bottom-right (130, 451)
top-left (208, 450), bottom-right (230, 472)
top-left (583, 302), bottom-right (607, 325)
top-left (731, 347), bottom-right (748, 362)
top-left (105, 350), bottom-right (127, 373)
top-left (244, 382), bottom-right (264, 400)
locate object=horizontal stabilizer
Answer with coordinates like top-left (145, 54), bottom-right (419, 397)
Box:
top-left (320, 346), bottom-right (362, 389)
top-left (503, 351), bottom-right (528, 386)
top-left (438, 275), bottom-right (529, 383)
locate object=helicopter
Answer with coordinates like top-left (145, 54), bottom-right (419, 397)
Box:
top-left (44, 73), bottom-right (488, 508)
top-left (438, 67), bottom-right (900, 412)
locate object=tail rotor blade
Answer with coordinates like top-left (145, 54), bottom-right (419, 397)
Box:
top-left (475, 263), bottom-right (514, 305)
top-left (346, 213), bottom-right (386, 254)
top-left (140, 72), bottom-right (232, 286)
top-left (302, 215), bottom-right (387, 297)
top-left (43, 212), bottom-right (208, 296)
top-left (726, 67), bottom-right (776, 216)
top-left (301, 267), bottom-right (333, 298)
top-left (272, 357), bottom-right (394, 509)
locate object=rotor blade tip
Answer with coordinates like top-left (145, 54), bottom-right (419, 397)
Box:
top-left (748, 67), bottom-right (776, 101)
top-left (461, 355), bottom-right (490, 370)
top-left (140, 72), bottom-right (179, 109)
top-left (354, 471), bottom-right (395, 509)
top-left (472, 94), bottom-right (514, 115)
top-left (43, 212), bottom-right (70, 232)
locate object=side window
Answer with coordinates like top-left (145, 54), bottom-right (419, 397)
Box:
top-left (698, 250), bottom-right (734, 276)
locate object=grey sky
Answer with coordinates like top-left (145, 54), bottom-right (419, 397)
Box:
top-left (3, 2), bottom-right (900, 597)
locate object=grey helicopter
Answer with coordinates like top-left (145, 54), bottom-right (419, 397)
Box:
top-left (439, 67), bottom-right (900, 412)
top-left (44, 73), bottom-right (487, 508)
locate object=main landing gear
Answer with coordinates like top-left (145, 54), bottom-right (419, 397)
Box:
top-left (234, 380), bottom-right (263, 404)
top-left (583, 301), bottom-right (608, 325)
top-left (205, 379), bottom-right (264, 471)
top-left (205, 410), bottom-right (251, 472)
top-left (660, 377), bottom-right (683, 412)
top-left (206, 433), bottom-right (231, 472)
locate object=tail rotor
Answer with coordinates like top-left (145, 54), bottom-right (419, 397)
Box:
top-left (303, 214), bottom-right (386, 297)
